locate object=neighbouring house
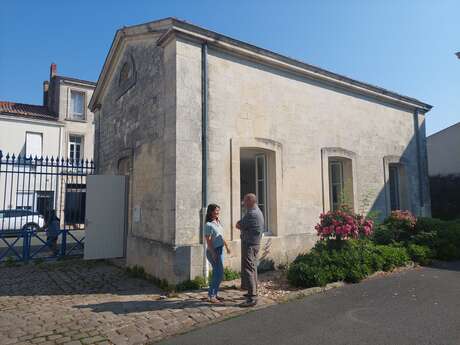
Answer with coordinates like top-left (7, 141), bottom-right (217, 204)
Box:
top-left (89, 18), bottom-right (432, 283)
top-left (0, 63), bottom-right (95, 220)
top-left (427, 122), bottom-right (460, 219)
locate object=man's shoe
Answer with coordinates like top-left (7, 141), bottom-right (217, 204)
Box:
top-left (239, 299), bottom-right (257, 308)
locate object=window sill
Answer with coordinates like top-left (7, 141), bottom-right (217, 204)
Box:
top-left (65, 118), bottom-right (87, 123)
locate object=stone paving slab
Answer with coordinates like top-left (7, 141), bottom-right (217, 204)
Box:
top-left (0, 260), bottom-right (281, 345)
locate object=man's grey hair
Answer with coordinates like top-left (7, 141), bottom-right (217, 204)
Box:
top-left (244, 193), bottom-right (257, 203)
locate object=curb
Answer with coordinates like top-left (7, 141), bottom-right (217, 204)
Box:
top-left (280, 281), bottom-right (345, 302)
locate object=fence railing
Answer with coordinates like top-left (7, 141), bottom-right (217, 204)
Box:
top-left (0, 151), bottom-right (95, 262)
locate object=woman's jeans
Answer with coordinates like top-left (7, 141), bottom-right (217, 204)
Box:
top-left (206, 245), bottom-right (224, 297)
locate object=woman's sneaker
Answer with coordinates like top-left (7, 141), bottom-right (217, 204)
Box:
top-left (208, 296), bottom-right (223, 304)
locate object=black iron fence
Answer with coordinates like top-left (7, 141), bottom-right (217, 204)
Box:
top-left (0, 151), bottom-right (95, 262)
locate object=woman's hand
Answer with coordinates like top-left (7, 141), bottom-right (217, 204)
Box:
top-left (225, 246), bottom-right (231, 255)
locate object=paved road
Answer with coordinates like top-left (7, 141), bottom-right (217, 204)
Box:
top-left (159, 262), bottom-right (460, 345)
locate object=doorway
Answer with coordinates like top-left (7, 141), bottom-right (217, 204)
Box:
top-left (240, 148), bottom-right (271, 233)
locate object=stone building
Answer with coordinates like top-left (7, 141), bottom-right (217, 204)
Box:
top-left (89, 18), bottom-right (432, 283)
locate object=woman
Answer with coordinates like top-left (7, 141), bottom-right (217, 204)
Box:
top-left (44, 209), bottom-right (60, 256)
top-left (204, 204), bottom-right (231, 303)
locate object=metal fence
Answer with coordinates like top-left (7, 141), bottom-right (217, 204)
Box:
top-left (0, 151), bottom-right (94, 262)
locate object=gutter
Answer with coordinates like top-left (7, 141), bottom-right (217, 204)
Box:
top-left (201, 42), bottom-right (209, 279)
top-left (413, 109), bottom-right (425, 213)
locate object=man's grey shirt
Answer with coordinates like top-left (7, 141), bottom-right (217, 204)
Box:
top-left (240, 206), bottom-right (265, 245)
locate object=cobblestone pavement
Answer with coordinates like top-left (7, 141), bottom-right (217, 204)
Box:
top-left (0, 260), bottom-right (285, 345)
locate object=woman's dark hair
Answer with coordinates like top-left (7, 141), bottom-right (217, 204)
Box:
top-left (206, 204), bottom-right (220, 223)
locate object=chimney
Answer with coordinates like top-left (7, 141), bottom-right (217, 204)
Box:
top-left (43, 81), bottom-right (49, 106)
top-left (50, 63), bottom-right (57, 79)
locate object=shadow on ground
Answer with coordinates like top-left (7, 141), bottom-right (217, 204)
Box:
top-left (0, 259), bottom-right (165, 297)
top-left (74, 296), bottom-right (244, 314)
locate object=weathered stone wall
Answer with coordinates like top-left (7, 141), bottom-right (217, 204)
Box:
top-left (96, 32), bottom-right (431, 282)
top-left (175, 39), bottom-right (431, 268)
top-left (96, 36), bottom-right (184, 281)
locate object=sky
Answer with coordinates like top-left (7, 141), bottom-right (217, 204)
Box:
top-left (0, 0), bottom-right (459, 135)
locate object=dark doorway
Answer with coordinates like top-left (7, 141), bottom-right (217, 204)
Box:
top-left (36, 191), bottom-right (54, 221)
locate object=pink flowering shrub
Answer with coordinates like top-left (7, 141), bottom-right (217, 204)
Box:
top-left (380, 210), bottom-right (417, 242)
top-left (315, 209), bottom-right (374, 241)
top-left (386, 210), bottom-right (417, 229)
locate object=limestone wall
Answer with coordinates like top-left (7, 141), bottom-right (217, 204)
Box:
top-left (175, 38), bottom-right (431, 265)
top-left (95, 36), bottom-right (182, 281)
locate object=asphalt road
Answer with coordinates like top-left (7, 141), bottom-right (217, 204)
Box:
top-left (158, 262), bottom-right (460, 345)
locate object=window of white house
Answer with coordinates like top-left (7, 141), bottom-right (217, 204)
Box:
top-left (389, 164), bottom-right (401, 211)
top-left (16, 191), bottom-right (34, 210)
top-left (69, 135), bottom-right (83, 163)
top-left (26, 132), bottom-right (42, 158)
top-left (329, 160), bottom-right (344, 211)
top-left (70, 91), bottom-right (85, 120)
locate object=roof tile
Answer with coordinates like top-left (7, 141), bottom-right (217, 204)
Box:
top-left (0, 101), bottom-right (58, 121)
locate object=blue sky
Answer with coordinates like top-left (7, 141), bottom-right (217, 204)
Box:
top-left (0, 0), bottom-right (458, 135)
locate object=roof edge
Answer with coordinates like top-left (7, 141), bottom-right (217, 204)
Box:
top-left (90, 17), bottom-right (433, 112)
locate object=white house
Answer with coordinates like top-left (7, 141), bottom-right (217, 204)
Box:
top-left (0, 64), bottom-right (95, 219)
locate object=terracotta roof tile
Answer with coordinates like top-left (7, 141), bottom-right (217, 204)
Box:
top-left (0, 101), bottom-right (58, 121)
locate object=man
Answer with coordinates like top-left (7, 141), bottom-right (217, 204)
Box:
top-left (236, 193), bottom-right (265, 307)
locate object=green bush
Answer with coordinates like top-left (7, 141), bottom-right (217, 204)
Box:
top-left (372, 224), bottom-right (396, 245)
top-left (287, 260), bottom-right (332, 287)
top-left (223, 267), bottom-right (240, 281)
top-left (407, 244), bottom-right (433, 266)
top-left (372, 214), bottom-right (460, 262)
top-left (415, 217), bottom-right (444, 233)
top-left (435, 221), bottom-right (460, 261)
top-left (374, 245), bottom-right (410, 271)
top-left (287, 239), bottom-right (409, 288)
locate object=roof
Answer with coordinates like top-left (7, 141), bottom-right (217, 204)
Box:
top-left (427, 121), bottom-right (460, 139)
top-left (90, 17), bottom-right (432, 112)
top-left (56, 75), bottom-right (96, 86)
top-left (0, 101), bottom-right (58, 121)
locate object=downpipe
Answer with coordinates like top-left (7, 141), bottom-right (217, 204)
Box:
top-left (201, 42), bottom-right (209, 279)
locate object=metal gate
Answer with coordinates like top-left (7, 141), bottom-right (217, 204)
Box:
top-left (0, 151), bottom-right (94, 262)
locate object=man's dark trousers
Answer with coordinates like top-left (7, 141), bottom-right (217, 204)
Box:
top-left (241, 241), bottom-right (259, 298)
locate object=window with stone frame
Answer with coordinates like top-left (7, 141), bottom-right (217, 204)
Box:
top-left (70, 91), bottom-right (85, 120)
top-left (329, 160), bottom-right (344, 211)
top-left (69, 135), bottom-right (83, 163)
top-left (328, 157), bottom-right (354, 211)
top-left (389, 163), bottom-right (401, 211)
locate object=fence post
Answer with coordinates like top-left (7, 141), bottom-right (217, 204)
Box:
top-left (22, 229), bottom-right (30, 263)
top-left (61, 229), bottom-right (67, 256)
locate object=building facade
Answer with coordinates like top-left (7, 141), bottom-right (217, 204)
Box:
top-left (0, 64), bottom-right (95, 220)
top-left (427, 122), bottom-right (460, 176)
top-left (90, 18), bottom-right (432, 283)
top-left (427, 122), bottom-right (460, 219)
